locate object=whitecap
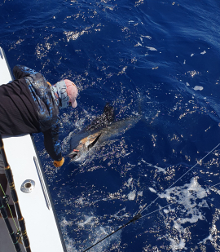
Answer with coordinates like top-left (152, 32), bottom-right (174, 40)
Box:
top-left (200, 50), bottom-right (206, 55)
top-left (78, 215), bottom-right (96, 227)
top-left (128, 190), bottom-right (136, 200)
top-left (146, 46), bottom-right (157, 51)
top-left (169, 237), bottom-right (186, 251)
top-left (193, 86), bottom-right (203, 91)
top-left (149, 187), bottom-right (157, 193)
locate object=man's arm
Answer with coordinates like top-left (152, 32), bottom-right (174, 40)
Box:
top-left (13, 65), bottom-right (38, 80)
top-left (43, 123), bottom-right (63, 162)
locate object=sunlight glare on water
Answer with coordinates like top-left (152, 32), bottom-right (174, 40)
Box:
top-left (1, 0), bottom-right (220, 251)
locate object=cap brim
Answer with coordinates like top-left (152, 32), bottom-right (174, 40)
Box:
top-left (71, 100), bottom-right (77, 108)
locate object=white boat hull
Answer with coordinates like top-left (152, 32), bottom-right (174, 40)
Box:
top-left (0, 47), bottom-right (67, 252)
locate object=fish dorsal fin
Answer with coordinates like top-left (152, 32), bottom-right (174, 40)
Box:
top-left (85, 103), bottom-right (115, 132)
top-left (103, 103), bottom-right (115, 123)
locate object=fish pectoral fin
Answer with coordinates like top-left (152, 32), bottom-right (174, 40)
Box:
top-left (88, 133), bottom-right (102, 150)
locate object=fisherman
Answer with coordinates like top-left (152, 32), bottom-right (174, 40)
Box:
top-left (0, 65), bottom-right (78, 215)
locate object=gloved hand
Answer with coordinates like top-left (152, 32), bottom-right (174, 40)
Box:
top-left (53, 157), bottom-right (65, 168)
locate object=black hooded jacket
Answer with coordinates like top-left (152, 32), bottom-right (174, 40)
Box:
top-left (0, 65), bottom-right (62, 161)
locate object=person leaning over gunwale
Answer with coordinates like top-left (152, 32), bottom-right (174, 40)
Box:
top-left (0, 65), bottom-right (78, 216)
top-left (0, 65), bottom-right (78, 168)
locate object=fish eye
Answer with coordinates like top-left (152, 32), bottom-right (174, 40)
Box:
top-left (70, 153), bottom-right (78, 159)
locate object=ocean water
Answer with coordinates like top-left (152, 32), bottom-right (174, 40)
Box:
top-left (1, 0), bottom-right (220, 251)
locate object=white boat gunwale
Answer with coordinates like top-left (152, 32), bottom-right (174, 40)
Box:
top-left (0, 46), bottom-right (67, 252)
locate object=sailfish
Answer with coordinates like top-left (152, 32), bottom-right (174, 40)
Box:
top-left (68, 103), bottom-right (140, 162)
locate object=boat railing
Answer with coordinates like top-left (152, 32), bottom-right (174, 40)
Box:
top-left (0, 133), bottom-right (31, 252)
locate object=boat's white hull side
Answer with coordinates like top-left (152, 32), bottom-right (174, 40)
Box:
top-left (0, 47), bottom-right (66, 252)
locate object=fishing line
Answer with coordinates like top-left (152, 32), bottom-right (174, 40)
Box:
top-left (0, 183), bottom-right (20, 232)
top-left (82, 202), bottom-right (175, 252)
top-left (140, 202), bottom-right (175, 219)
top-left (82, 142), bottom-right (220, 251)
top-left (82, 213), bottom-right (141, 252)
top-left (210, 182), bottom-right (220, 188)
top-left (138, 142), bottom-right (220, 216)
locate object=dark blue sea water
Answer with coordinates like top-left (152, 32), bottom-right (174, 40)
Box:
top-left (1, 0), bottom-right (220, 251)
